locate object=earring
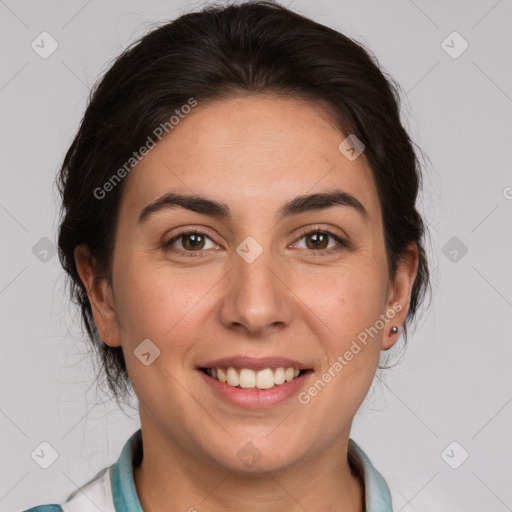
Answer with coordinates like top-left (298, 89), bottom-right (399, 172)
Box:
top-left (105, 332), bottom-right (110, 338)
top-left (390, 326), bottom-right (399, 334)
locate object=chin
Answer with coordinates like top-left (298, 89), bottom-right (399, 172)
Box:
top-left (203, 438), bottom-right (304, 475)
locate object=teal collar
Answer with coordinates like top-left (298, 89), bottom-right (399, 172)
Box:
top-left (111, 430), bottom-right (392, 511)
top-left (348, 438), bottom-right (393, 511)
top-left (110, 429), bottom-right (144, 512)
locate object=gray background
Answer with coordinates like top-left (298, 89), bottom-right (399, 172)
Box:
top-left (1, 0), bottom-right (511, 510)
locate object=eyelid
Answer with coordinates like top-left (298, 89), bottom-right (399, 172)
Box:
top-left (163, 224), bottom-right (350, 257)
top-left (163, 226), bottom-right (220, 253)
top-left (293, 224), bottom-right (348, 242)
top-left (291, 225), bottom-right (350, 252)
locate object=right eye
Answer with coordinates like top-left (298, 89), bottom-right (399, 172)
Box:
top-left (163, 229), bottom-right (220, 257)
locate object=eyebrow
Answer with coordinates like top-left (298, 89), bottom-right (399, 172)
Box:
top-left (137, 189), bottom-right (368, 224)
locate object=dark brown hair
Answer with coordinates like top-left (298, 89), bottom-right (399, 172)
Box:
top-left (57, 0), bottom-right (431, 402)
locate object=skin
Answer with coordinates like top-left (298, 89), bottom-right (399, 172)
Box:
top-left (75, 93), bottom-right (418, 512)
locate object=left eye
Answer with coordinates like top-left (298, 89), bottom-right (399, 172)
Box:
top-left (292, 230), bottom-right (347, 252)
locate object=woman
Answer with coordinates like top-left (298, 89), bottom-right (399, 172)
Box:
top-left (24, 1), bottom-right (430, 510)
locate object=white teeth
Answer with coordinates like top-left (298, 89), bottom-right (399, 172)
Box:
top-left (217, 368), bottom-right (227, 383)
top-left (207, 366), bottom-right (304, 389)
top-left (274, 367), bottom-right (285, 385)
top-left (239, 368), bottom-right (256, 388)
top-left (256, 368), bottom-right (275, 389)
top-left (227, 367), bottom-right (240, 387)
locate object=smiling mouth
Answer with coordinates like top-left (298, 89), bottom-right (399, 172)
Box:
top-left (200, 367), bottom-right (313, 390)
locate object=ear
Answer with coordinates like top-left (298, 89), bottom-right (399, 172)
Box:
top-left (382, 241), bottom-right (419, 350)
top-left (74, 244), bottom-right (121, 347)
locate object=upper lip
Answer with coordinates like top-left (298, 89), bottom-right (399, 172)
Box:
top-left (198, 356), bottom-right (311, 371)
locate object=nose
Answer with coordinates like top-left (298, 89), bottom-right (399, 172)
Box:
top-left (217, 241), bottom-right (294, 337)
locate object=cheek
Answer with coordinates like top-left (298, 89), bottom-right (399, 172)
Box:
top-left (112, 258), bottom-right (211, 403)
top-left (299, 259), bottom-right (387, 336)
top-left (297, 271), bottom-right (385, 422)
top-left (297, 261), bottom-right (386, 392)
top-left (113, 254), bottom-right (221, 354)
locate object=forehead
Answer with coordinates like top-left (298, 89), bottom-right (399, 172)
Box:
top-left (120, 94), bottom-right (380, 222)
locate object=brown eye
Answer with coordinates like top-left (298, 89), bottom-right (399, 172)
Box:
top-left (181, 233), bottom-right (206, 251)
top-left (164, 230), bottom-right (218, 256)
top-left (304, 232), bottom-right (329, 250)
top-left (293, 228), bottom-right (349, 255)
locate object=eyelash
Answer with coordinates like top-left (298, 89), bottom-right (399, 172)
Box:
top-left (163, 226), bottom-right (349, 258)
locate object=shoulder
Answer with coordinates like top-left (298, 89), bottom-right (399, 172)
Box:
top-left (348, 438), bottom-right (393, 512)
top-left (22, 466), bottom-right (113, 512)
top-left (21, 506), bottom-right (63, 512)
top-left (61, 466), bottom-right (113, 511)
top-left (21, 430), bottom-right (141, 512)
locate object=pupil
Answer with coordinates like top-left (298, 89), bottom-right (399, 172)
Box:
top-left (308, 232), bottom-right (327, 250)
top-left (185, 233), bottom-right (203, 250)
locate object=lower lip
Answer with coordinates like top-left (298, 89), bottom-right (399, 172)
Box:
top-left (198, 369), bottom-right (312, 408)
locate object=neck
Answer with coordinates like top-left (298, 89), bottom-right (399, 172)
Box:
top-left (133, 421), bottom-right (364, 512)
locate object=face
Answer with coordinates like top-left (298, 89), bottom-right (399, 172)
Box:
top-left (77, 93), bottom-right (417, 473)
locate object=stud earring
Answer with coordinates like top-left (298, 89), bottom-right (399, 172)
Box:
top-left (390, 326), bottom-right (399, 334)
top-left (105, 332), bottom-right (110, 338)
